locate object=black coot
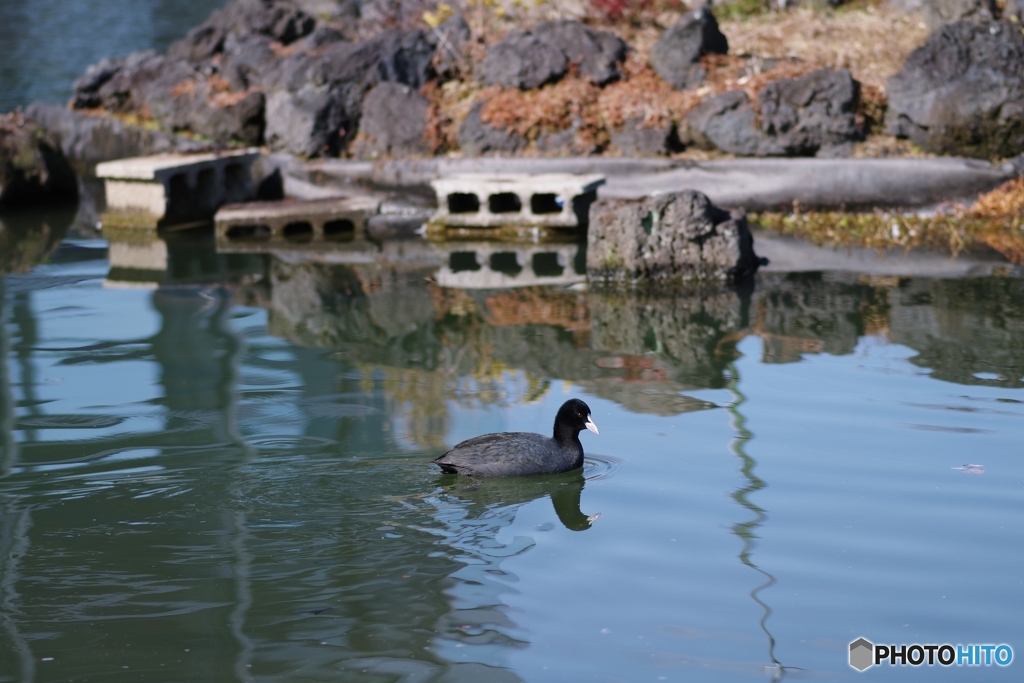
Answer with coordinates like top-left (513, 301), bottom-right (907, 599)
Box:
top-left (433, 398), bottom-right (599, 477)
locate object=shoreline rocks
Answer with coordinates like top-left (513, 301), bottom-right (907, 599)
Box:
top-left (649, 8), bottom-right (729, 90)
top-left (681, 68), bottom-right (861, 157)
top-left (886, 20), bottom-right (1024, 159)
top-left (0, 112), bottom-right (77, 209)
top-left (587, 190), bottom-right (764, 285)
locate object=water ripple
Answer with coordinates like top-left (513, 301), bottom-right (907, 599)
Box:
top-left (584, 453), bottom-right (625, 483)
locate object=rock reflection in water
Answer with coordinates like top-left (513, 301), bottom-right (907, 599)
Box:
top-left (0, 208), bottom-right (74, 275)
top-left (754, 271), bottom-right (1024, 388)
top-left (257, 257), bottom-right (745, 443)
top-left (252, 255), bottom-right (1024, 443)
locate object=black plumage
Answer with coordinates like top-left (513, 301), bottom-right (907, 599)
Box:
top-left (433, 398), bottom-right (599, 477)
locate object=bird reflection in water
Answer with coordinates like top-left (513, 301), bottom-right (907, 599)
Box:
top-left (438, 468), bottom-right (599, 531)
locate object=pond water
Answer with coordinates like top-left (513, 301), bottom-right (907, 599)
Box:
top-left (0, 0), bottom-right (228, 113)
top-left (0, 231), bottom-right (1022, 682)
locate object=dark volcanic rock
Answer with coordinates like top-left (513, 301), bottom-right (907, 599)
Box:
top-left (168, 0), bottom-right (316, 63)
top-left (184, 90), bottom-right (267, 146)
top-left (0, 113), bottom-right (77, 210)
top-left (433, 13), bottom-right (472, 80)
top-left (609, 117), bottom-right (674, 156)
top-left (759, 68), bottom-right (860, 155)
top-left (886, 20), bottom-right (1024, 158)
top-left (922, 0), bottom-right (996, 30)
top-left (77, 51), bottom-right (267, 146)
top-left (25, 103), bottom-right (210, 167)
top-left (480, 30), bottom-right (568, 89)
top-left (532, 20), bottom-right (627, 86)
top-left (352, 82), bottom-right (431, 158)
top-left (682, 68), bottom-right (860, 157)
top-left (682, 89), bottom-right (766, 155)
top-left (457, 102), bottom-right (527, 155)
top-left (534, 115), bottom-right (598, 155)
top-left (72, 50), bottom-right (164, 110)
top-left (220, 34), bottom-right (278, 91)
top-left (371, 29), bottom-right (438, 88)
top-left (587, 190), bottom-right (762, 284)
top-left (263, 28), bottom-right (437, 155)
top-left (649, 8), bottom-right (728, 90)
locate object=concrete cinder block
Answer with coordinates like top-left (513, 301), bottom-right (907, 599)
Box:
top-left (430, 173), bottom-right (605, 228)
top-left (96, 149), bottom-right (260, 232)
top-left (214, 196), bottom-right (381, 261)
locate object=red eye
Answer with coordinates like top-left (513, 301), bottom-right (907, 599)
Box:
top-left (577, 413), bottom-right (582, 417)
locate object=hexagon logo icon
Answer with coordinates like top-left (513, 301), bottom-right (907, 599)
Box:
top-left (850, 637), bottom-right (874, 671)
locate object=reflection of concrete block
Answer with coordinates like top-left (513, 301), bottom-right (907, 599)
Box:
top-left (434, 242), bottom-right (585, 289)
top-left (104, 238), bottom-right (168, 290)
top-left (108, 239), bottom-right (168, 271)
top-left (430, 174), bottom-right (604, 228)
top-left (849, 638), bottom-right (874, 671)
top-left (97, 150), bottom-right (259, 232)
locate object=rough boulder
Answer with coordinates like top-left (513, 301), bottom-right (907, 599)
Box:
top-left (587, 190), bottom-right (763, 285)
top-left (886, 20), bottom-right (1024, 159)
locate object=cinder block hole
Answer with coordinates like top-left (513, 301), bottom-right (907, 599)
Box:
top-left (283, 221), bottom-right (314, 242)
top-left (197, 168), bottom-right (218, 210)
top-left (448, 193), bottom-right (480, 214)
top-left (225, 224), bottom-right (272, 240)
top-left (532, 252), bottom-right (564, 277)
top-left (449, 251), bottom-right (481, 272)
top-left (168, 173), bottom-right (190, 206)
top-left (530, 193), bottom-right (562, 214)
top-left (490, 251), bottom-right (522, 276)
top-left (488, 193), bottom-right (522, 214)
top-left (324, 218), bottom-right (355, 241)
top-left (224, 163), bottom-right (249, 201)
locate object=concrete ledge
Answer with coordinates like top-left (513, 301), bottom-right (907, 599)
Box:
top-left (601, 157), bottom-right (1019, 211)
top-left (299, 156), bottom-right (1021, 211)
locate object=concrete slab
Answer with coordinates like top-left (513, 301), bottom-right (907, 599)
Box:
top-left (430, 173), bottom-right (605, 228)
top-left (601, 157), bottom-right (1018, 211)
top-left (215, 196), bottom-right (380, 258)
top-left (97, 149), bottom-right (260, 231)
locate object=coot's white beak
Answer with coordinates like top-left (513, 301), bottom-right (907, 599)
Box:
top-left (585, 416), bottom-right (599, 435)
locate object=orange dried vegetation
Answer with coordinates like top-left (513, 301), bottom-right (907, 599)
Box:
top-left (484, 288), bottom-right (590, 331)
top-left (479, 72), bottom-right (601, 140)
top-left (968, 178), bottom-right (1024, 263)
top-left (970, 177), bottom-right (1024, 219)
top-left (170, 79), bottom-right (197, 100)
